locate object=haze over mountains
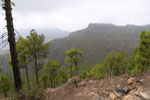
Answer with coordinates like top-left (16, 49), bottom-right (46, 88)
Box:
top-left (15, 28), bottom-right (70, 41)
top-left (0, 28), bottom-right (69, 50)
top-left (0, 28), bottom-right (69, 42)
top-left (0, 23), bottom-right (150, 71)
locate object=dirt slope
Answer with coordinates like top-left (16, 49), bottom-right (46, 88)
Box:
top-left (43, 74), bottom-right (150, 100)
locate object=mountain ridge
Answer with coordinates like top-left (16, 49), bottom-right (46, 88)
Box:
top-left (49, 23), bottom-right (150, 64)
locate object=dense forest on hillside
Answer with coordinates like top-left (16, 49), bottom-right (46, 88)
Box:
top-left (50, 24), bottom-right (150, 64)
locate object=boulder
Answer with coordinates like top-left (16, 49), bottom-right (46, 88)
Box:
top-left (78, 81), bottom-right (86, 87)
top-left (139, 92), bottom-right (150, 100)
top-left (122, 95), bottom-right (132, 100)
top-left (127, 77), bottom-right (134, 85)
top-left (122, 94), bottom-right (142, 100)
top-left (64, 76), bottom-right (80, 88)
top-left (109, 92), bottom-right (119, 100)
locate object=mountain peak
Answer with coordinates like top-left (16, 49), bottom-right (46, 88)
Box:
top-left (88, 23), bottom-right (116, 28)
top-left (87, 23), bottom-right (116, 30)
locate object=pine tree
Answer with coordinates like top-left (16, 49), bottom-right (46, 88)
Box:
top-left (58, 66), bottom-right (68, 83)
top-left (27, 29), bottom-right (50, 84)
top-left (103, 50), bottom-right (127, 76)
top-left (65, 47), bottom-right (82, 77)
top-left (134, 30), bottom-right (150, 74)
top-left (103, 51), bottom-right (116, 76)
top-left (40, 74), bottom-right (49, 89)
top-left (44, 59), bottom-right (60, 88)
top-left (65, 54), bottom-right (73, 78)
top-left (16, 36), bottom-right (30, 88)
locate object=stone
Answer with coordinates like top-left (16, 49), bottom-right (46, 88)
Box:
top-left (139, 92), bottom-right (150, 100)
top-left (122, 95), bottom-right (132, 100)
top-left (135, 79), bottom-right (143, 85)
top-left (114, 91), bottom-right (121, 98)
top-left (64, 76), bottom-right (80, 88)
top-left (129, 83), bottom-right (136, 89)
top-left (137, 86), bottom-right (144, 92)
top-left (109, 92), bottom-right (119, 100)
top-left (78, 81), bottom-right (86, 87)
top-left (127, 77), bottom-right (134, 85)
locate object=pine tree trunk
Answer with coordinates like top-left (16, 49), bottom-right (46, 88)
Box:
top-left (4, 0), bottom-right (22, 92)
top-left (44, 80), bottom-right (46, 89)
top-left (4, 89), bottom-right (7, 97)
top-left (75, 52), bottom-right (78, 76)
top-left (34, 52), bottom-right (39, 84)
top-left (75, 62), bottom-right (78, 76)
top-left (24, 57), bottom-right (30, 89)
top-left (63, 75), bottom-right (65, 83)
top-left (146, 63), bottom-right (149, 73)
top-left (116, 67), bottom-right (119, 76)
top-left (70, 58), bottom-right (73, 78)
top-left (50, 71), bottom-right (53, 88)
top-left (110, 63), bottom-right (112, 76)
top-left (33, 38), bottom-right (39, 84)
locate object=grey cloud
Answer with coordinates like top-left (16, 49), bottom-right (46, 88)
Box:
top-left (12, 0), bottom-right (86, 14)
top-left (0, 0), bottom-right (150, 31)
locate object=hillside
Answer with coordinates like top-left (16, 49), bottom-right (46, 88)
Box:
top-left (49, 23), bottom-right (150, 64)
top-left (0, 23), bottom-right (150, 71)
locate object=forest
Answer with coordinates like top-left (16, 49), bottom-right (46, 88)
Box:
top-left (0, 0), bottom-right (150, 100)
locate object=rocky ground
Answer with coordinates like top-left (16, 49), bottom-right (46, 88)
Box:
top-left (43, 74), bottom-right (150, 100)
top-left (0, 74), bottom-right (150, 100)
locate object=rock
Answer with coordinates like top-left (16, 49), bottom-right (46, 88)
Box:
top-left (114, 91), bottom-right (121, 98)
top-left (100, 89), bottom-right (109, 96)
top-left (134, 91), bottom-right (150, 100)
top-left (115, 86), bottom-right (130, 97)
top-left (139, 92), bottom-right (150, 100)
top-left (109, 92), bottom-right (119, 100)
top-left (92, 96), bottom-right (102, 100)
top-left (122, 94), bottom-right (142, 100)
top-left (117, 85), bottom-right (121, 89)
top-left (129, 83), bottom-right (136, 89)
top-left (90, 92), bottom-right (100, 97)
top-left (122, 95), bottom-right (132, 100)
top-left (64, 76), bottom-right (80, 88)
top-left (137, 86), bottom-right (144, 92)
top-left (78, 81), bottom-right (86, 87)
top-left (135, 79), bottom-right (143, 85)
top-left (127, 77), bottom-right (134, 85)
top-left (123, 87), bottom-right (131, 94)
top-left (134, 91), bottom-right (139, 96)
top-left (131, 95), bottom-right (142, 100)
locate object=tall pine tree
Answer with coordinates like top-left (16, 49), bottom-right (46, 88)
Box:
top-left (27, 30), bottom-right (50, 84)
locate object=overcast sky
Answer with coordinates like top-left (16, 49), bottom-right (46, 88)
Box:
top-left (0, 0), bottom-right (150, 31)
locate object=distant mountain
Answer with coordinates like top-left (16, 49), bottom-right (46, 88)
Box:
top-left (15, 28), bottom-right (70, 42)
top-left (0, 28), bottom-right (69, 50)
top-left (49, 23), bottom-right (150, 64)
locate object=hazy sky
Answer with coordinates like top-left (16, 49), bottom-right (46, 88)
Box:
top-left (0, 0), bottom-right (150, 31)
